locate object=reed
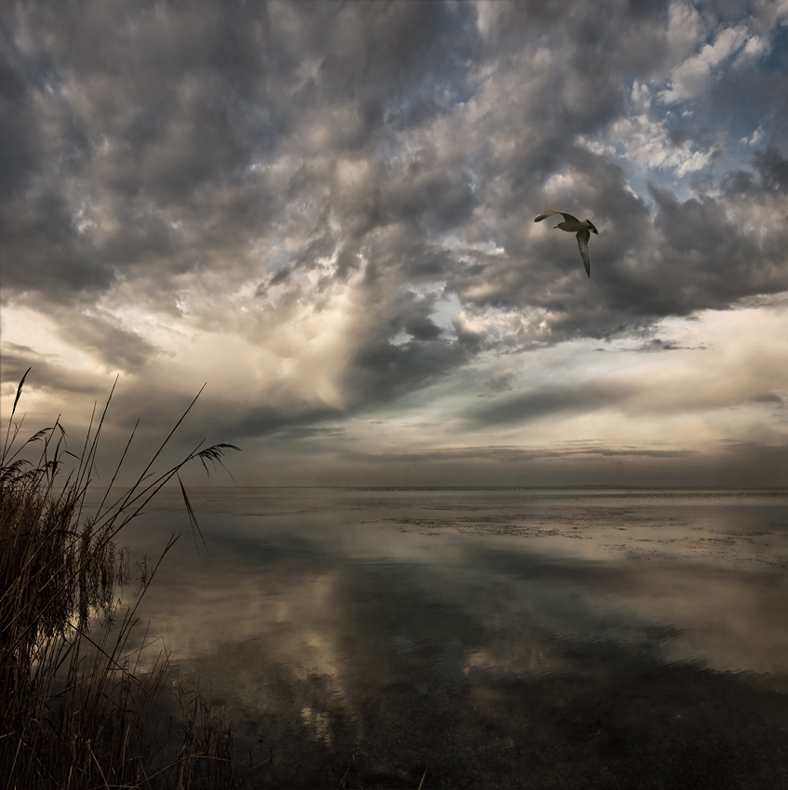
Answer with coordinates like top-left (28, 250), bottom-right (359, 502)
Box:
top-left (0, 370), bottom-right (239, 789)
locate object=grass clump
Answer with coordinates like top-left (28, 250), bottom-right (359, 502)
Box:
top-left (0, 370), bottom-right (239, 789)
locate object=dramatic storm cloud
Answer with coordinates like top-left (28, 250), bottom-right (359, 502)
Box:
top-left (1, 0), bottom-right (787, 486)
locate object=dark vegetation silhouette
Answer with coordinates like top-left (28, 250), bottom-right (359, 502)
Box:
top-left (0, 369), bottom-right (240, 788)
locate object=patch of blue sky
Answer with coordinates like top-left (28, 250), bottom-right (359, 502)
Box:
top-left (431, 291), bottom-right (463, 333)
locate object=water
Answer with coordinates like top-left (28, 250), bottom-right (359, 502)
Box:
top-left (109, 488), bottom-right (788, 788)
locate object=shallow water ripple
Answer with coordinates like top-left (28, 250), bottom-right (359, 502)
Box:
top-left (109, 488), bottom-right (788, 788)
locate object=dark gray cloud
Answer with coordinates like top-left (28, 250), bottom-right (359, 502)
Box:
top-left (346, 334), bottom-right (469, 409)
top-left (338, 443), bottom-right (696, 466)
top-left (1, 0), bottom-right (786, 479)
top-left (630, 338), bottom-right (703, 352)
top-left (753, 146), bottom-right (788, 192)
top-left (271, 425), bottom-right (345, 441)
top-left (3, 0), bottom-right (784, 312)
top-left (485, 370), bottom-right (517, 394)
top-left (0, 343), bottom-right (108, 397)
top-left (57, 310), bottom-right (157, 371)
top-left (749, 392), bottom-right (785, 407)
top-left (220, 403), bottom-right (343, 443)
top-left (470, 382), bottom-right (623, 427)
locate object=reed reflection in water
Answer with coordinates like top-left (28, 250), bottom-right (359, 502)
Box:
top-left (118, 488), bottom-right (788, 788)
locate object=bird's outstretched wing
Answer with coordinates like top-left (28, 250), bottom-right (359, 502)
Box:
top-left (576, 230), bottom-right (591, 278)
top-left (534, 210), bottom-right (579, 223)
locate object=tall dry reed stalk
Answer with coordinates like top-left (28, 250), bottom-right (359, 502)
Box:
top-left (0, 370), bottom-right (239, 789)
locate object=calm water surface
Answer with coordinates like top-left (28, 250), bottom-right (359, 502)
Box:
top-left (110, 488), bottom-right (788, 788)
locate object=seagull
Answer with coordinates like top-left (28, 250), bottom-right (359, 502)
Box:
top-left (534, 210), bottom-right (598, 278)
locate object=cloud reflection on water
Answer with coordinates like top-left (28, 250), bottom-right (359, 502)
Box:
top-left (120, 489), bottom-right (788, 786)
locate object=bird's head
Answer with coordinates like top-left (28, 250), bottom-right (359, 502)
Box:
top-left (586, 220), bottom-right (599, 234)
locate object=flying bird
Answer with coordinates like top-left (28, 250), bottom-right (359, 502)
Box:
top-left (534, 210), bottom-right (598, 278)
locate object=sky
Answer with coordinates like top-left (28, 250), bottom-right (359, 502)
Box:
top-left (1, 0), bottom-right (787, 488)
